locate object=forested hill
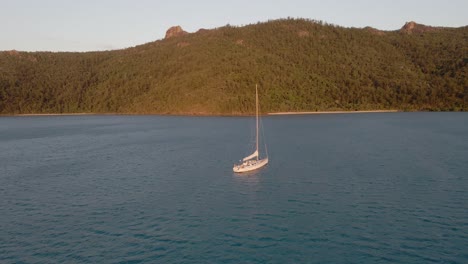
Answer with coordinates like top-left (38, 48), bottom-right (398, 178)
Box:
top-left (1, 18), bottom-right (467, 115)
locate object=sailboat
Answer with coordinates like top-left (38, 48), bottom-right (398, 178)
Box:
top-left (233, 85), bottom-right (269, 173)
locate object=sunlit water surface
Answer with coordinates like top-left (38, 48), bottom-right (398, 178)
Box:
top-left (1, 113), bottom-right (467, 263)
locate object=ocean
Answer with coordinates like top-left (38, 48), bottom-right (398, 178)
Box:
top-left (1, 113), bottom-right (467, 263)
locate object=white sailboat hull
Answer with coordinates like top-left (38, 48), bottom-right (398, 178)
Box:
top-left (233, 158), bottom-right (269, 173)
top-left (233, 84), bottom-right (268, 173)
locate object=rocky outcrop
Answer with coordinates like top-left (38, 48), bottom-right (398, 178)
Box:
top-left (165, 26), bottom-right (188, 39)
top-left (400, 21), bottom-right (439, 34)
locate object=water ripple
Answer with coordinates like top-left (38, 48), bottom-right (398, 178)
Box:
top-left (1, 114), bottom-right (467, 263)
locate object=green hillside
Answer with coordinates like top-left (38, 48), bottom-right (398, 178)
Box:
top-left (1, 18), bottom-right (467, 115)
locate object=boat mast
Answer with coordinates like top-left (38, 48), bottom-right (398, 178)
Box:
top-left (256, 84), bottom-right (259, 160)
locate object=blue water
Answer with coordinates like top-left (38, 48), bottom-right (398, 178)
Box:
top-left (1, 113), bottom-right (467, 263)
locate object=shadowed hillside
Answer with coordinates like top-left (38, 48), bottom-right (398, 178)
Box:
top-left (1, 18), bottom-right (467, 114)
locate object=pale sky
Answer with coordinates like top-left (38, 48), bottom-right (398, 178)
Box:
top-left (1, 0), bottom-right (467, 52)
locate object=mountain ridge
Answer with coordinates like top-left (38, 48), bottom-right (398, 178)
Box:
top-left (2, 20), bottom-right (464, 53)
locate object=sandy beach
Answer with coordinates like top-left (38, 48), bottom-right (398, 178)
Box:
top-left (268, 110), bottom-right (399, 115)
top-left (2, 110), bottom-right (401, 117)
top-left (6, 113), bottom-right (100, 117)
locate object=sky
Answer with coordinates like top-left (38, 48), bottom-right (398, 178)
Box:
top-left (1, 0), bottom-right (467, 52)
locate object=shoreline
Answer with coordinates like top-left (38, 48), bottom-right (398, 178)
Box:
top-left (11, 110), bottom-right (462, 117)
top-left (268, 110), bottom-right (399, 115)
top-left (6, 113), bottom-right (98, 116)
top-left (2, 110), bottom-right (403, 117)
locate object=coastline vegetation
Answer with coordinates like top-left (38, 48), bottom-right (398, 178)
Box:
top-left (0, 18), bottom-right (467, 115)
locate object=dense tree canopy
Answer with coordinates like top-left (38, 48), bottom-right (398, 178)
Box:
top-left (0, 18), bottom-right (467, 115)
